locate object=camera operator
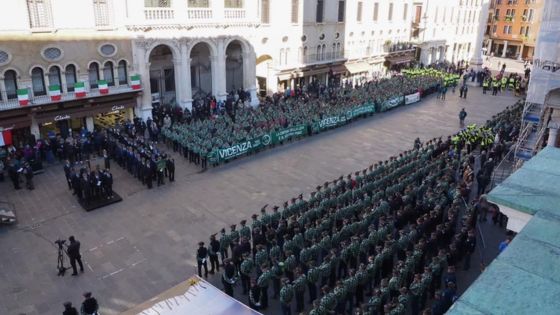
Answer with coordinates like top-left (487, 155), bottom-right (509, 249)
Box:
top-left (67, 236), bottom-right (84, 276)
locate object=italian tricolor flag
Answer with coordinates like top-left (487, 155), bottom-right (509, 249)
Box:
top-left (130, 74), bottom-right (141, 90)
top-left (0, 129), bottom-right (13, 146)
top-left (74, 82), bottom-right (86, 98)
top-left (17, 89), bottom-right (29, 106)
top-left (49, 85), bottom-right (61, 101)
top-left (98, 80), bottom-right (108, 94)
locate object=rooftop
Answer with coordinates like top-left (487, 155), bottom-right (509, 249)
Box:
top-left (448, 147), bottom-right (560, 315)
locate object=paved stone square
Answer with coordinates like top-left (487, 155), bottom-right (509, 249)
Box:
top-left (0, 87), bottom-right (519, 315)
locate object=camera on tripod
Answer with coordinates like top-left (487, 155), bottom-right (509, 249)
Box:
top-left (55, 239), bottom-right (66, 248)
top-left (55, 238), bottom-right (68, 276)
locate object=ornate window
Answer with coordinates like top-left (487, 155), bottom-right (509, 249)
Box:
top-left (31, 67), bottom-right (46, 96)
top-left (65, 64), bottom-right (77, 92)
top-left (103, 61), bottom-right (115, 86)
top-left (117, 60), bottom-right (128, 85)
top-left (188, 0), bottom-right (209, 7)
top-left (99, 43), bottom-right (117, 57)
top-left (42, 47), bottom-right (63, 61)
top-left (88, 62), bottom-right (100, 88)
top-left (48, 66), bottom-right (62, 91)
top-left (4, 70), bottom-right (18, 99)
top-left (145, 0), bottom-right (171, 7)
top-left (93, 0), bottom-right (110, 27)
top-left (225, 0), bottom-right (243, 8)
top-left (0, 50), bottom-right (10, 66)
top-left (27, 0), bottom-right (52, 28)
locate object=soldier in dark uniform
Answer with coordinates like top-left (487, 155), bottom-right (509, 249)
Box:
top-left (63, 160), bottom-right (73, 189)
top-left (101, 169), bottom-right (113, 199)
top-left (249, 278), bottom-right (262, 310)
top-left (222, 258), bottom-right (237, 297)
top-left (209, 234), bottom-right (220, 274)
top-left (197, 241), bottom-right (208, 278)
top-left (166, 158), bottom-right (175, 182)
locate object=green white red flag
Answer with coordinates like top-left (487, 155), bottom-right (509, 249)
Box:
top-left (74, 82), bottom-right (86, 98)
top-left (49, 85), bottom-right (61, 101)
top-left (98, 80), bottom-right (108, 94)
top-left (17, 89), bottom-right (29, 106)
top-left (130, 74), bottom-right (141, 90)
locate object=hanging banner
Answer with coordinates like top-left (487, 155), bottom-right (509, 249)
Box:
top-left (346, 103), bottom-right (375, 119)
top-left (273, 125), bottom-right (307, 143)
top-left (49, 85), bottom-right (61, 101)
top-left (209, 134), bottom-right (272, 163)
top-left (98, 80), bottom-right (109, 94)
top-left (130, 74), bottom-right (141, 90)
top-left (17, 88), bottom-right (29, 106)
top-left (74, 82), bottom-right (86, 98)
top-left (405, 92), bottom-right (420, 105)
top-left (380, 96), bottom-right (405, 111)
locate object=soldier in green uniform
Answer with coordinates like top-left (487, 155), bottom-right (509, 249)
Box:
top-left (240, 252), bottom-right (254, 295)
top-left (219, 228), bottom-right (230, 264)
top-left (293, 268), bottom-right (307, 313)
top-left (279, 278), bottom-right (294, 315)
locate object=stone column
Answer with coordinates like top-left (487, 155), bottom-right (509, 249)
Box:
top-left (113, 65), bottom-right (120, 87)
top-left (85, 116), bottom-right (94, 132)
top-left (0, 77), bottom-right (8, 101)
top-left (486, 39), bottom-right (493, 55)
top-left (548, 122), bottom-right (560, 148)
top-left (59, 70), bottom-right (68, 94)
top-left (179, 41), bottom-right (193, 110)
top-left (502, 40), bottom-right (508, 57)
top-left (243, 50), bottom-right (258, 107)
top-left (214, 39), bottom-right (228, 102)
top-left (173, 57), bottom-right (184, 108)
top-left (133, 41), bottom-right (152, 120)
top-left (517, 44), bottom-right (524, 60)
top-left (470, 0), bottom-right (490, 70)
top-left (30, 116), bottom-right (40, 140)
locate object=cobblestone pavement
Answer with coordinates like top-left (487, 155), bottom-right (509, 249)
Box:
top-left (0, 87), bottom-right (520, 315)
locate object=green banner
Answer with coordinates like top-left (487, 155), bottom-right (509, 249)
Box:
top-left (273, 124), bottom-right (307, 143)
top-left (318, 115), bottom-right (347, 130)
top-left (346, 103), bottom-right (375, 119)
top-left (380, 96), bottom-right (405, 112)
top-left (209, 134), bottom-right (273, 163)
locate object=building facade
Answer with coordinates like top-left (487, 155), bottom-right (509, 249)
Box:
top-left (0, 0), bottom-right (484, 143)
top-left (412, 0), bottom-right (485, 66)
top-left (484, 0), bottom-right (543, 60)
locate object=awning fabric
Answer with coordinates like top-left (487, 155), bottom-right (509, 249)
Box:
top-left (345, 62), bottom-right (371, 74)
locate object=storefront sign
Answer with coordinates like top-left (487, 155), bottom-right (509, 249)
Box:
top-left (405, 92), bottom-right (421, 105)
top-left (111, 105), bottom-right (125, 111)
top-left (54, 114), bottom-right (71, 121)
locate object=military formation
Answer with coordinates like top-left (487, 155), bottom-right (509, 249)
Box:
top-left (161, 73), bottom-right (443, 169)
top-left (105, 124), bottom-right (175, 189)
top-left (198, 104), bottom-right (523, 315)
top-left (482, 73), bottom-right (526, 97)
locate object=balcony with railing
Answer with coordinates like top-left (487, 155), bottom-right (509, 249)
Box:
top-left (224, 8), bottom-right (246, 19)
top-left (144, 8), bottom-right (175, 20)
top-left (0, 84), bottom-right (141, 112)
top-left (187, 8), bottom-right (213, 20)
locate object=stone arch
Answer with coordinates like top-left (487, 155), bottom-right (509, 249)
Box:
top-left (225, 39), bottom-right (245, 92)
top-left (1, 67), bottom-right (22, 79)
top-left (186, 39), bottom-right (218, 59)
top-left (256, 54), bottom-right (273, 97)
top-left (28, 64), bottom-right (47, 76)
top-left (63, 62), bottom-right (80, 73)
top-left (190, 41), bottom-right (214, 99)
top-left (86, 60), bottom-right (102, 70)
top-left (148, 44), bottom-right (178, 106)
top-left (145, 41), bottom-right (180, 64)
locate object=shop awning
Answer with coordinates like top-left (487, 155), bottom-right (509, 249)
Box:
top-left (345, 62), bottom-right (371, 74)
top-left (0, 113), bottom-right (31, 129)
top-left (330, 64), bottom-right (348, 75)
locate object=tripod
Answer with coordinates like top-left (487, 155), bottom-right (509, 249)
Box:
top-left (57, 244), bottom-right (68, 276)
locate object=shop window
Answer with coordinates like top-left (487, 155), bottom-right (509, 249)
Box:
top-left (89, 62), bottom-right (100, 88)
top-left (31, 67), bottom-right (46, 96)
top-left (103, 61), bottom-right (115, 86)
top-left (117, 60), bottom-right (128, 85)
top-left (4, 70), bottom-right (18, 99)
top-left (65, 64), bottom-right (77, 92)
top-left (48, 66), bottom-right (62, 91)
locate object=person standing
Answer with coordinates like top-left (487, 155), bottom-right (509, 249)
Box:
top-left (67, 236), bottom-right (84, 276)
top-left (102, 149), bottom-right (110, 170)
top-left (280, 278), bottom-right (294, 315)
top-left (23, 162), bottom-right (34, 190)
top-left (62, 302), bottom-right (78, 315)
top-left (459, 108), bottom-right (467, 126)
top-left (463, 230), bottom-right (477, 271)
top-left (197, 241), bottom-right (209, 278)
top-left (248, 278), bottom-right (262, 311)
top-left (208, 234), bottom-right (220, 274)
top-left (222, 258), bottom-right (237, 297)
top-left (80, 292), bottom-right (99, 315)
top-left (7, 160), bottom-right (21, 190)
top-left (63, 160), bottom-right (73, 190)
top-left (166, 158), bottom-right (175, 182)
top-left (462, 85), bottom-right (469, 99)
